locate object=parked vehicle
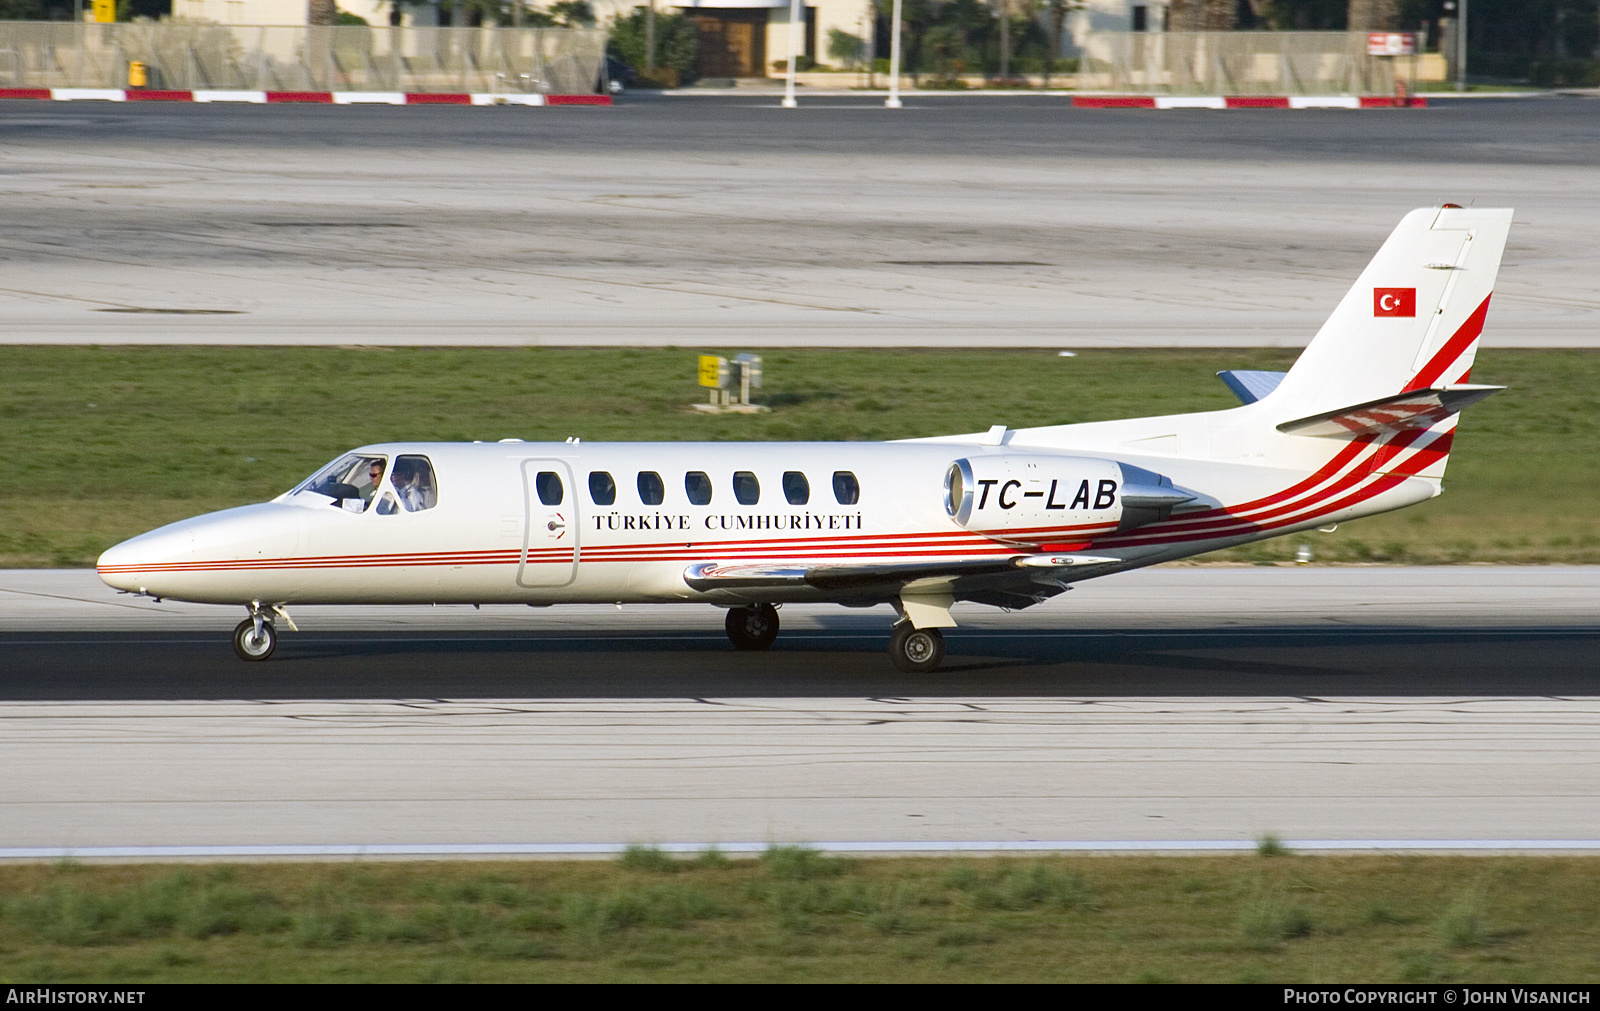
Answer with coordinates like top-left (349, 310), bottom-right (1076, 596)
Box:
top-left (603, 57), bottom-right (640, 94)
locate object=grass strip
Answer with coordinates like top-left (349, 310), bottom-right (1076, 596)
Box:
top-left (1, 852), bottom-right (1598, 982)
top-left (2, 346), bottom-right (1596, 567)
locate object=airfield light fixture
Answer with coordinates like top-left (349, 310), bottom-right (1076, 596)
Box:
top-left (886, 0), bottom-right (904, 108)
top-left (783, 0), bottom-right (802, 108)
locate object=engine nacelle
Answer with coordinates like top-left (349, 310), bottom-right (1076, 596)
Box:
top-left (944, 455), bottom-right (1194, 543)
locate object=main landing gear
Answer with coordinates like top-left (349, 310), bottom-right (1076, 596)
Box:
top-left (232, 610), bottom-right (276, 661)
top-left (888, 621), bottom-right (945, 673)
top-left (722, 603), bottom-right (949, 671)
top-left (725, 603), bottom-right (780, 650)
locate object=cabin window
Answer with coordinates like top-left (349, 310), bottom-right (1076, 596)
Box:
top-left (535, 471), bottom-right (564, 506)
top-left (733, 471), bottom-right (760, 505)
top-left (589, 471), bottom-right (616, 506)
top-left (685, 471), bottom-right (712, 505)
top-left (390, 455), bottom-right (437, 512)
top-left (783, 471), bottom-right (809, 505)
top-left (637, 471), bottom-right (665, 506)
top-left (832, 471), bottom-right (860, 505)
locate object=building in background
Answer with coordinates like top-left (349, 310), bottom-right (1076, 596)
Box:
top-left (150, 1), bottom-right (1190, 80)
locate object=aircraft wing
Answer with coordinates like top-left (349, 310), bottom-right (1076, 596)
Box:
top-left (684, 553), bottom-right (1120, 603)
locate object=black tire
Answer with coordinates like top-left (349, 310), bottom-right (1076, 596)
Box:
top-left (232, 617), bottom-right (276, 661)
top-left (725, 604), bottom-right (780, 650)
top-left (889, 623), bottom-right (945, 673)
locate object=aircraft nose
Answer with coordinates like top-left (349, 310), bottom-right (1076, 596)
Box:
top-left (96, 525), bottom-right (196, 594)
top-left (96, 502), bottom-right (306, 603)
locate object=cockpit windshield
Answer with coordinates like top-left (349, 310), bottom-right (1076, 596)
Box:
top-left (288, 453), bottom-right (390, 512)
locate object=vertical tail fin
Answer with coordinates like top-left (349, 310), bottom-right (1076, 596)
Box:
top-left (1268, 206), bottom-right (1513, 419)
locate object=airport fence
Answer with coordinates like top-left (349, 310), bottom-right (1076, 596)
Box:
top-left (1076, 31), bottom-right (1409, 94)
top-left (0, 22), bottom-right (607, 94)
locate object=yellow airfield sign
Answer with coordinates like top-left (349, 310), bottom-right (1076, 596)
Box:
top-left (698, 355), bottom-right (727, 389)
top-left (92, 0), bottom-right (115, 23)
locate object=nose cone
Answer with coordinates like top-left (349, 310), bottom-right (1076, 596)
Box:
top-left (97, 503), bottom-right (303, 601)
top-left (97, 524), bottom-right (196, 593)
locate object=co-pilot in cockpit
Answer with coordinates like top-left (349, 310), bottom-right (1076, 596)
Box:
top-left (375, 456), bottom-right (438, 515)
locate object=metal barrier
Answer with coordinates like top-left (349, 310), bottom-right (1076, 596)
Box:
top-left (0, 22), bottom-right (606, 94)
top-left (1077, 32), bottom-right (1400, 95)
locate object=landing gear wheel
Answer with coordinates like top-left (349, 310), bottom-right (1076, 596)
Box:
top-left (232, 617), bottom-right (277, 661)
top-left (889, 623), bottom-right (945, 673)
top-left (725, 604), bottom-right (780, 650)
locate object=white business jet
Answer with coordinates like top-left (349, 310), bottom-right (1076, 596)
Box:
top-left (98, 206), bottom-right (1512, 671)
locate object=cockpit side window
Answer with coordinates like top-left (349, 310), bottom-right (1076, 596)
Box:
top-left (389, 455), bottom-right (438, 512)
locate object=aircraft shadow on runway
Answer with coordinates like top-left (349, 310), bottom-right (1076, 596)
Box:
top-left (3, 625), bottom-right (1596, 700)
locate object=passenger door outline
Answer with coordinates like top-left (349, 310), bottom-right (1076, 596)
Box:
top-left (519, 459), bottom-right (579, 588)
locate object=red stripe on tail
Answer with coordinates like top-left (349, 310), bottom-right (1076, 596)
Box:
top-left (1405, 294), bottom-right (1492, 391)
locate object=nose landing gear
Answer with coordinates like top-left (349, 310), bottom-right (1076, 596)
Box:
top-left (232, 610), bottom-right (277, 661)
top-left (725, 603), bottom-right (780, 650)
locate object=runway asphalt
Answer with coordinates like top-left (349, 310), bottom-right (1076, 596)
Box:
top-left (4, 94), bottom-right (1597, 347)
top-left (5, 624), bottom-right (1598, 700)
top-left (5, 566), bottom-right (1598, 699)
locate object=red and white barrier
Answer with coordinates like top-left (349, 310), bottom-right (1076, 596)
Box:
top-left (1074, 94), bottom-right (1427, 109)
top-left (0, 88), bottom-right (612, 106)
top-left (0, 88), bottom-right (1421, 110)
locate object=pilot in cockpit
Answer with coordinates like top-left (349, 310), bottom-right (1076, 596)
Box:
top-left (362, 459), bottom-right (387, 510)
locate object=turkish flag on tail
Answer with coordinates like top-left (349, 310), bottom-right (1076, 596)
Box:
top-left (1374, 287), bottom-right (1416, 317)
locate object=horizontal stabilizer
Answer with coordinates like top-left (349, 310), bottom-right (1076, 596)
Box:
top-left (683, 554), bottom-right (1119, 593)
top-left (1217, 370), bottom-right (1287, 405)
top-left (1276, 384), bottom-right (1504, 438)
